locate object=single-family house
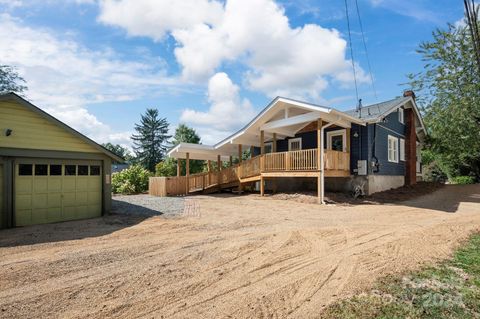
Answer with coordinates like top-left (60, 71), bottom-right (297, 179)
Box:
top-left (0, 93), bottom-right (123, 228)
top-left (163, 91), bottom-right (425, 203)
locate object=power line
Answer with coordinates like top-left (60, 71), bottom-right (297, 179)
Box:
top-left (354, 0), bottom-right (378, 100)
top-left (344, 0), bottom-right (359, 104)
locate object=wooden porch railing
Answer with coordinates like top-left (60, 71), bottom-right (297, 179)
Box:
top-left (149, 149), bottom-right (350, 196)
top-left (240, 156), bottom-right (262, 178)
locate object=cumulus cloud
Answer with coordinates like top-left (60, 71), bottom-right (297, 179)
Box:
top-left (99, 0), bottom-right (223, 41)
top-left (98, 0), bottom-right (368, 101)
top-left (0, 13), bottom-right (177, 149)
top-left (180, 72), bottom-right (255, 144)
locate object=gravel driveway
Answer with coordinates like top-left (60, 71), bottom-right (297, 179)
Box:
top-left (112, 194), bottom-right (185, 217)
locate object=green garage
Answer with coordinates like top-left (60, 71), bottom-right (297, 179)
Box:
top-left (0, 93), bottom-right (123, 228)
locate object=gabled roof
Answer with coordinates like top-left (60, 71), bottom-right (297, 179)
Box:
top-left (214, 96), bottom-right (365, 149)
top-left (0, 92), bottom-right (124, 162)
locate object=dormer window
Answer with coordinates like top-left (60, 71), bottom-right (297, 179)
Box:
top-left (398, 108), bottom-right (405, 124)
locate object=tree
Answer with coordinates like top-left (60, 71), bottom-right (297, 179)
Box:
top-left (102, 143), bottom-right (135, 163)
top-left (155, 124), bottom-right (204, 176)
top-left (131, 109), bottom-right (171, 172)
top-left (408, 22), bottom-right (480, 180)
top-left (0, 65), bottom-right (27, 94)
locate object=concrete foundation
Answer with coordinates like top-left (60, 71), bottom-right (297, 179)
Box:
top-left (367, 175), bottom-right (405, 195)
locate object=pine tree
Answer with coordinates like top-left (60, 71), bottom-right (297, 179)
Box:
top-left (131, 109), bottom-right (171, 172)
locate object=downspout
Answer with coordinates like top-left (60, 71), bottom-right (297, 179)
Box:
top-left (320, 116), bottom-right (342, 204)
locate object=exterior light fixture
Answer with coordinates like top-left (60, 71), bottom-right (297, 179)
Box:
top-left (353, 131), bottom-right (359, 138)
top-left (5, 129), bottom-right (12, 136)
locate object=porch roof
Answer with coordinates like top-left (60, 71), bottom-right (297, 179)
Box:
top-left (214, 96), bottom-right (365, 149)
top-left (167, 143), bottom-right (243, 161)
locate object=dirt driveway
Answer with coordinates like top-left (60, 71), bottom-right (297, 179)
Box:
top-left (1, 185), bottom-right (480, 318)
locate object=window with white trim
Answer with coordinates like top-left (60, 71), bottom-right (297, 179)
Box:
top-left (326, 129), bottom-right (347, 152)
top-left (264, 142), bottom-right (273, 154)
top-left (288, 138), bottom-right (302, 151)
top-left (388, 135), bottom-right (399, 163)
top-left (399, 138), bottom-right (405, 161)
top-left (398, 108), bottom-right (405, 124)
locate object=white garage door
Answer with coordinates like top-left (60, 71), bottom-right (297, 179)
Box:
top-left (15, 161), bottom-right (102, 226)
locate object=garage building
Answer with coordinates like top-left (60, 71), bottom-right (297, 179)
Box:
top-left (0, 93), bottom-right (123, 228)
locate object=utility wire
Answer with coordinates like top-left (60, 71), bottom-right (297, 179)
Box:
top-left (344, 0), bottom-right (360, 105)
top-left (354, 0), bottom-right (378, 100)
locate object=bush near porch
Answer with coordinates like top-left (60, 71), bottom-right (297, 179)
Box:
top-left (112, 165), bottom-right (151, 194)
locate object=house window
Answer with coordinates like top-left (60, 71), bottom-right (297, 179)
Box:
top-left (398, 108), bottom-right (405, 124)
top-left (388, 135), bottom-right (399, 163)
top-left (326, 129), bottom-right (347, 152)
top-left (400, 138), bottom-right (405, 161)
top-left (264, 142), bottom-right (273, 154)
top-left (288, 138), bottom-right (302, 151)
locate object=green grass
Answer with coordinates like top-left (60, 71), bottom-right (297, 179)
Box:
top-left (322, 234), bottom-right (480, 319)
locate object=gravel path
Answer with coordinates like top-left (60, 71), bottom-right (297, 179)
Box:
top-left (112, 194), bottom-right (185, 217)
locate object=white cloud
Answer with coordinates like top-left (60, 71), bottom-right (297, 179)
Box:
top-left (368, 0), bottom-right (440, 23)
top-left (99, 0), bottom-right (224, 41)
top-left (0, 13), bottom-right (177, 149)
top-left (180, 72), bottom-right (255, 144)
top-left (98, 0), bottom-right (369, 101)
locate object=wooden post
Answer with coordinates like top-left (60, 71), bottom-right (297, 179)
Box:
top-left (229, 156), bottom-right (233, 167)
top-left (238, 144), bottom-right (243, 193)
top-left (346, 128), bottom-right (351, 153)
top-left (177, 159), bottom-right (181, 177)
top-left (260, 130), bottom-right (265, 155)
top-left (217, 154), bottom-right (221, 190)
top-left (272, 133), bottom-right (277, 152)
top-left (260, 176), bottom-right (265, 196)
top-left (250, 145), bottom-right (254, 158)
top-left (317, 120), bottom-right (322, 204)
top-left (208, 160), bottom-right (212, 172)
top-left (272, 133), bottom-right (277, 193)
top-left (186, 152), bottom-right (190, 194)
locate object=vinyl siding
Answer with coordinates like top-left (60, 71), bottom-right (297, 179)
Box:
top-left (0, 100), bottom-right (100, 153)
top-left (350, 123), bottom-right (370, 173)
top-left (371, 111), bottom-right (406, 176)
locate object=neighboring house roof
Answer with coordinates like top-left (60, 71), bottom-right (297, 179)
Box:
top-left (0, 92), bottom-right (124, 162)
top-left (344, 96), bottom-right (411, 121)
top-left (344, 95), bottom-right (426, 134)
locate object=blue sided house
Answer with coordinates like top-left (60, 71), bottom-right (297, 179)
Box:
top-left (167, 91), bottom-right (426, 203)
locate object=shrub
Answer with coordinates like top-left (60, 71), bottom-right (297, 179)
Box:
top-left (155, 158), bottom-right (177, 177)
top-left (112, 165), bottom-right (151, 194)
top-left (449, 176), bottom-right (476, 185)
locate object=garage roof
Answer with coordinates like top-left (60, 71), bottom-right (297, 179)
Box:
top-left (0, 92), bottom-right (124, 163)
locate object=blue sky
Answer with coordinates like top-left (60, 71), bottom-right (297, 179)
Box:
top-left (0, 0), bottom-right (464, 148)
